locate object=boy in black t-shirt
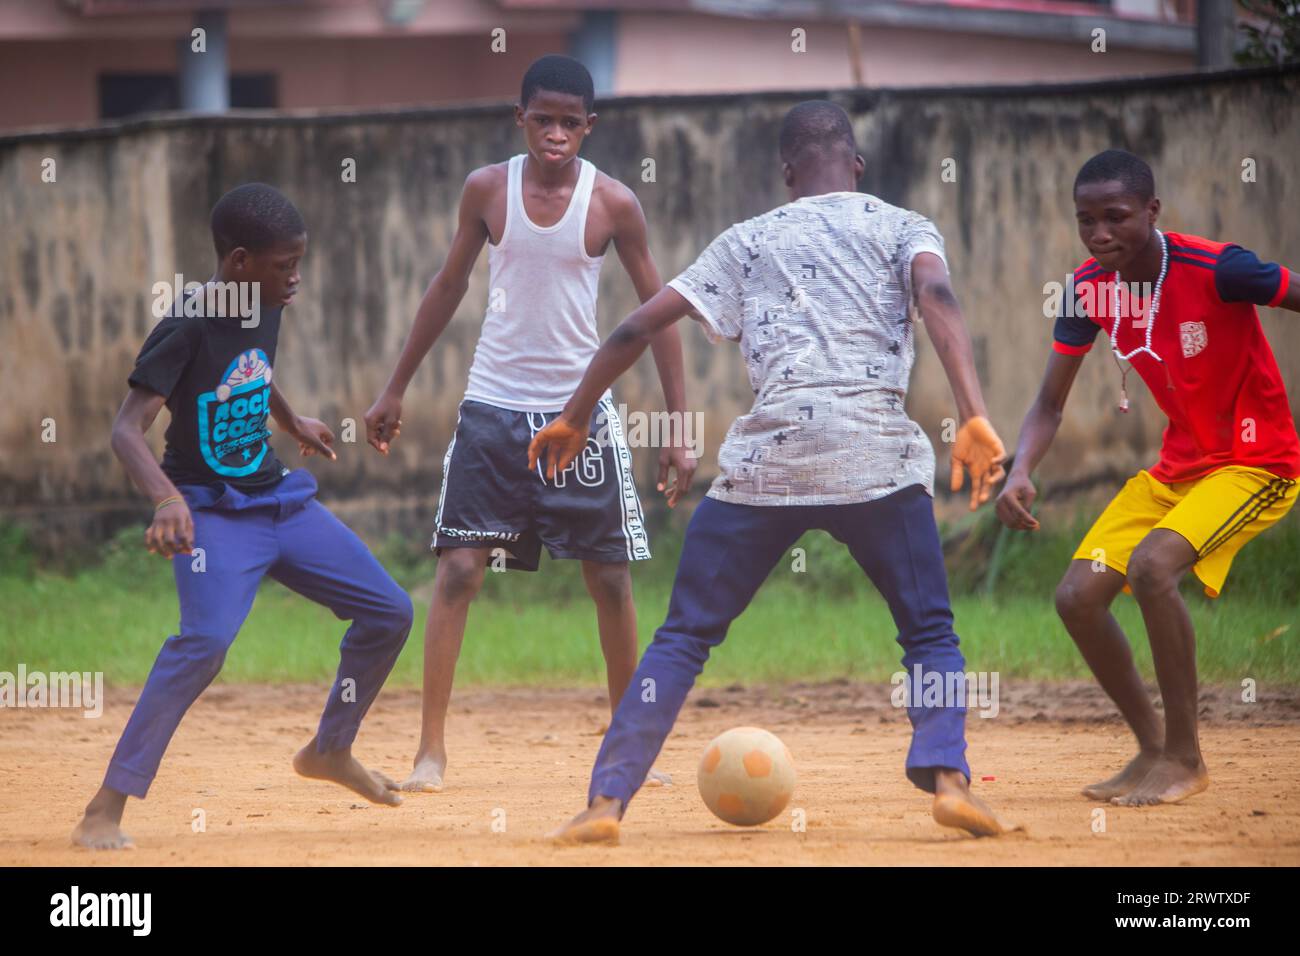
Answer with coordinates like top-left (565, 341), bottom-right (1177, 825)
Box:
top-left (73, 184), bottom-right (413, 850)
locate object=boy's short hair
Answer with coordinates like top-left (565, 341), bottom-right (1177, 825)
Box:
top-left (520, 54), bottom-right (595, 114)
top-left (779, 100), bottom-right (856, 164)
top-left (210, 183), bottom-right (306, 259)
top-left (1073, 149), bottom-right (1155, 203)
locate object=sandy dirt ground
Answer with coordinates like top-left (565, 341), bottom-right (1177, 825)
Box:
top-left (3, 680), bottom-right (1299, 866)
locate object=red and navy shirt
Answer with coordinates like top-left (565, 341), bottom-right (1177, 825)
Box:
top-left (1053, 232), bottom-right (1299, 483)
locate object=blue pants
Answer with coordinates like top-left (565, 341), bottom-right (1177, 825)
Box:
top-left (588, 483), bottom-right (969, 810)
top-left (103, 469), bottom-right (413, 799)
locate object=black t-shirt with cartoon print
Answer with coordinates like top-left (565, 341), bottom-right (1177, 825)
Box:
top-left (128, 304), bottom-right (288, 491)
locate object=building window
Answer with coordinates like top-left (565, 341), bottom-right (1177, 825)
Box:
top-left (98, 73), bottom-right (279, 120)
top-left (99, 74), bottom-right (177, 119)
top-left (230, 73), bottom-right (278, 109)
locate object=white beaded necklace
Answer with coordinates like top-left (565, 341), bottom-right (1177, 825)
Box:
top-left (1109, 228), bottom-right (1168, 413)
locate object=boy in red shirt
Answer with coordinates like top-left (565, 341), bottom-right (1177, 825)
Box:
top-left (997, 149), bottom-right (1299, 807)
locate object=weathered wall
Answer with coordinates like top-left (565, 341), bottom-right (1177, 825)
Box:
top-left (3, 66), bottom-right (1299, 553)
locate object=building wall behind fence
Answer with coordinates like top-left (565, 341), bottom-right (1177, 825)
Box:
top-left (3, 66), bottom-right (1298, 554)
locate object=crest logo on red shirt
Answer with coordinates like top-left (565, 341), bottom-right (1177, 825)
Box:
top-left (1179, 320), bottom-right (1208, 358)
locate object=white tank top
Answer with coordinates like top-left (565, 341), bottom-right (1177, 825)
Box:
top-left (463, 154), bottom-right (608, 412)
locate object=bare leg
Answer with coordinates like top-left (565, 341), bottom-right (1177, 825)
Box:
top-left (1055, 559), bottom-right (1165, 799)
top-left (582, 560), bottom-right (670, 787)
top-left (401, 547), bottom-right (489, 792)
top-left (72, 786), bottom-right (133, 850)
top-left (1113, 530), bottom-right (1209, 806)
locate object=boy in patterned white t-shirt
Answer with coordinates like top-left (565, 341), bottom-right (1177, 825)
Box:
top-left (531, 101), bottom-right (1009, 842)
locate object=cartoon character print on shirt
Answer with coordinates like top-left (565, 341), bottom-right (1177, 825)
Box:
top-left (197, 348), bottom-right (274, 477)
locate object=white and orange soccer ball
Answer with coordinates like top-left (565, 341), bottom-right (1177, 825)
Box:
top-left (697, 726), bottom-right (796, 826)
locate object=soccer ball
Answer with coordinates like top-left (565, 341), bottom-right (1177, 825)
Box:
top-left (697, 726), bottom-right (796, 826)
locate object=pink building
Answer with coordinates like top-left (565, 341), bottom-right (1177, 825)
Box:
top-left (0, 0), bottom-right (1203, 133)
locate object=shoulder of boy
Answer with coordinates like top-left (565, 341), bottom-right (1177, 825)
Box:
top-left (140, 309), bottom-right (200, 350)
top-left (600, 173), bottom-right (642, 214)
top-left (900, 207), bottom-right (940, 233)
top-left (463, 163), bottom-right (507, 200)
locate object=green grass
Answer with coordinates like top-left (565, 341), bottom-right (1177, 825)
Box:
top-left (2, 509), bottom-right (1298, 686)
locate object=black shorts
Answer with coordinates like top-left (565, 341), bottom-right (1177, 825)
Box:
top-left (433, 397), bottom-right (651, 571)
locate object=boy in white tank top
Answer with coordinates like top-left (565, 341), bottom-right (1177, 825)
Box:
top-left (364, 55), bottom-right (693, 793)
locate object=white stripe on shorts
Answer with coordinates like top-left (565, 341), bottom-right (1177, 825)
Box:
top-left (600, 396), bottom-right (650, 561)
top-left (431, 404), bottom-right (463, 546)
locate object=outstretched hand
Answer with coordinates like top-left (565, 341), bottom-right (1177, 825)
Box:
top-left (951, 416), bottom-right (1006, 511)
top-left (527, 416), bottom-right (588, 480)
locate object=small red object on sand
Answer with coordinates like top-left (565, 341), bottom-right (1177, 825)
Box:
top-left (981, 776), bottom-right (995, 782)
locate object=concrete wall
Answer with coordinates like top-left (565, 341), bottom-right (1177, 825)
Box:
top-left (3, 65), bottom-right (1298, 553)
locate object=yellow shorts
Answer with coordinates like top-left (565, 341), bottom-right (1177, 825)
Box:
top-left (1072, 466), bottom-right (1298, 598)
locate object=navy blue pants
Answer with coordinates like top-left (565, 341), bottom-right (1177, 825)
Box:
top-left (103, 470), bottom-right (413, 799)
top-left (588, 483), bottom-right (969, 810)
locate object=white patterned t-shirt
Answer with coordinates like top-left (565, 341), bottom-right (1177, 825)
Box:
top-left (667, 191), bottom-right (947, 506)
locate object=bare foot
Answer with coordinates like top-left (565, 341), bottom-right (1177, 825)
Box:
top-left (931, 769), bottom-right (1004, 837)
top-left (550, 795), bottom-right (622, 845)
top-left (292, 738), bottom-right (401, 806)
top-left (400, 753), bottom-right (446, 793)
top-left (643, 768), bottom-right (673, 788)
top-left (72, 787), bottom-right (134, 850)
top-left (1082, 749), bottom-right (1164, 801)
top-left (371, 769), bottom-right (401, 792)
top-left (72, 816), bottom-right (135, 850)
top-left (1111, 755), bottom-right (1209, 807)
